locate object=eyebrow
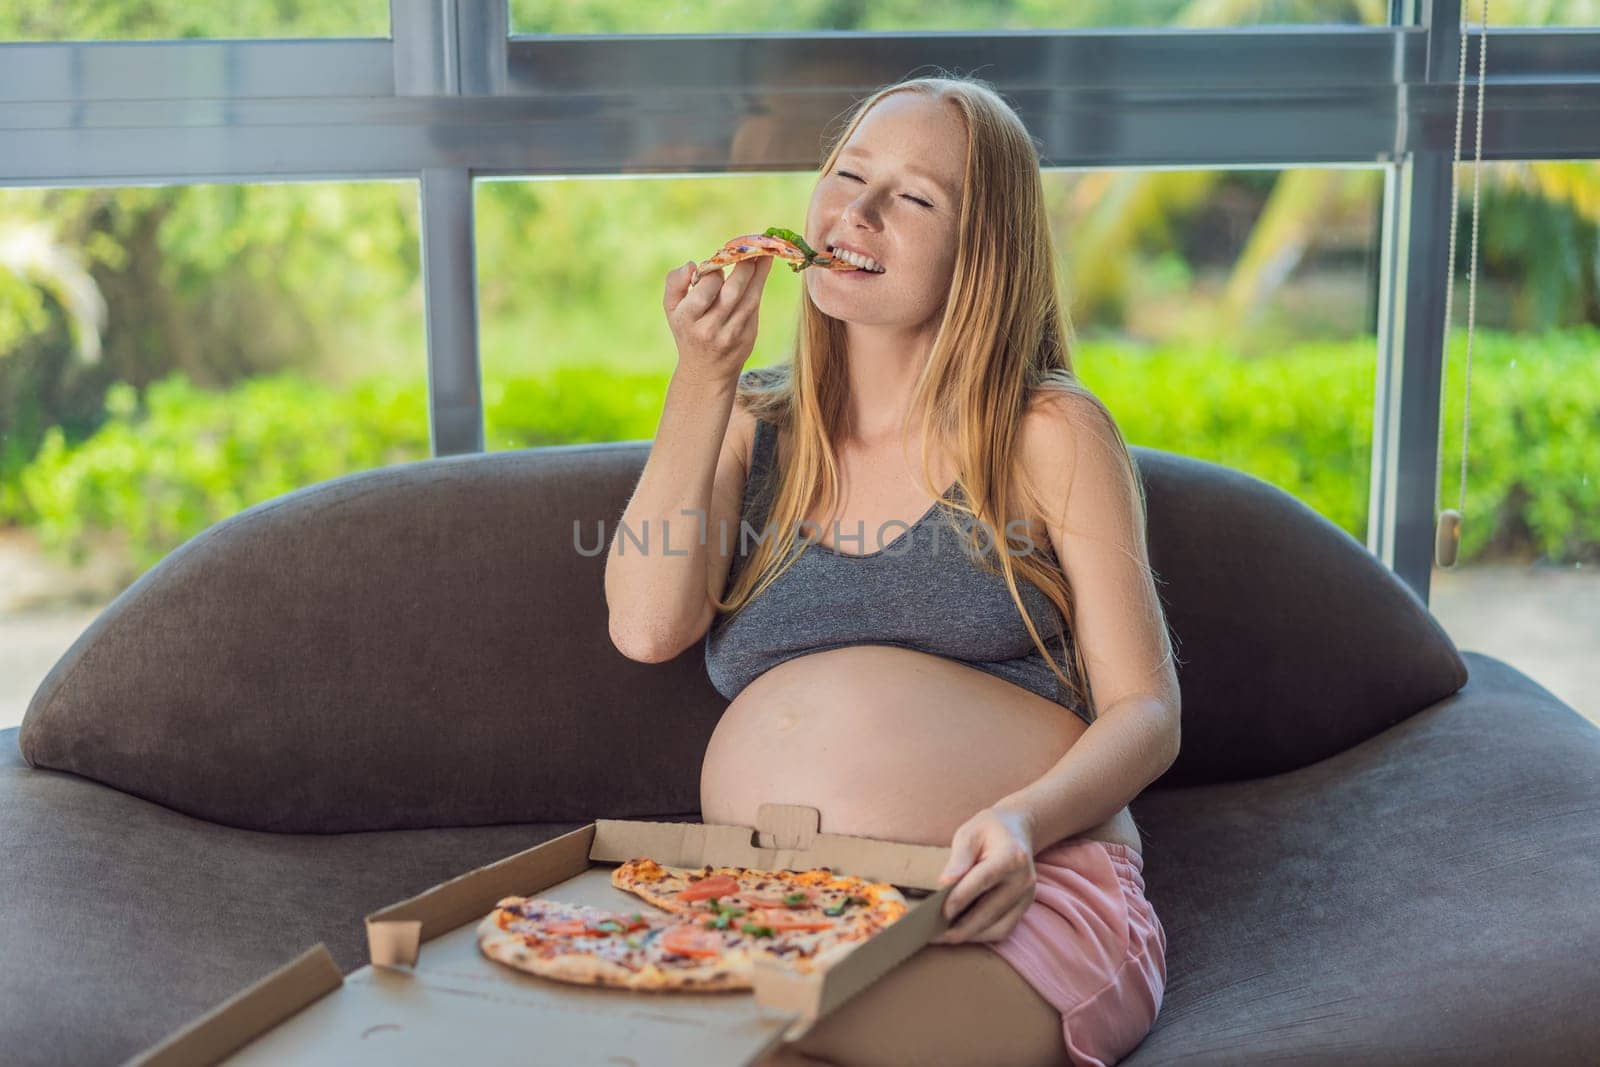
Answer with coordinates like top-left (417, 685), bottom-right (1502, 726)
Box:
top-left (837, 145), bottom-right (960, 201)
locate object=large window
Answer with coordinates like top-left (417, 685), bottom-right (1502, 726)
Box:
top-left (2, 2), bottom-right (1597, 734)
top-left (0, 180), bottom-right (424, 730)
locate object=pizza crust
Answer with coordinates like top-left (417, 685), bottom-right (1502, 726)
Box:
top-left (475, 906), bottom-right (756, 992)
top-left (612, 859), bottom-right (909, 929)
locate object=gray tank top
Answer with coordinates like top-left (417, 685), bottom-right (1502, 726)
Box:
top-left (704, 417), bottom-right (1094, 725)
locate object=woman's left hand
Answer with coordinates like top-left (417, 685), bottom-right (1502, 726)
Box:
top-left (930, 805), bottom-right (1037, 945)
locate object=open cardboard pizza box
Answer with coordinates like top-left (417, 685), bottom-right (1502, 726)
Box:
top-left (130, 803), bottom-right (957, 1066)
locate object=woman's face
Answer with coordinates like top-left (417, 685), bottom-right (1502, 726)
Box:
top-left (804, 94), bottom-right (968, 328)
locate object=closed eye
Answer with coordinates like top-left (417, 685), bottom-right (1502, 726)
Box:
top-left (837, 170), bottom-right (933, 209)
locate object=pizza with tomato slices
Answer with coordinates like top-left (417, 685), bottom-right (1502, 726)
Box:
top-left (474, 859), bottom-right (909, 993)
top-left (476, 897), bottom-right (755, 992)
top-left (611, 859), bottom-right (909, 944)
top-left (689, 226), bottom-right (861, 287)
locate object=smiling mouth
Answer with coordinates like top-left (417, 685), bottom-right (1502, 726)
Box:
top-left (824, 246), bottom-right (886, 273)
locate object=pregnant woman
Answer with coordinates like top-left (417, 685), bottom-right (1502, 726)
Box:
top-left (606, 74), bottom-right (1182, 1067)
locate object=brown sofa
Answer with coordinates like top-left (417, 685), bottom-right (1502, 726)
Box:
top-left (5, 440), bottom-right (1599, 1065)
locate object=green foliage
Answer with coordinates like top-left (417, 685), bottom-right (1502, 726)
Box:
top-left (485, 367), bottom-right (671, 448)
top-left (0, 180), bottom-right (423, 510)
top-left (11, 374), bottom-right (430, 573)
top-left (4, 327), bottom-right (1596, 581)
top-left (1477, 179), bottom-right (1600, 329)
top-left (0, 254), bottom-right (51, 354)
top-left (0, 0), bottom-right (386, 40)
top-left (1083, 326), bottom-right (1600, 565)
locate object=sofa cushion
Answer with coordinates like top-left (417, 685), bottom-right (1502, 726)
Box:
top-left (18, 443), bottom-right (1470, 835)
top-left (0, 726), bottom-right (701, 1067)
top-left (1122, 652), bottom-right (1600, 1064)
top-left (1137, 449), bottom-right (1468, 785)
top-left (19, 445), bottom-right (728, 833)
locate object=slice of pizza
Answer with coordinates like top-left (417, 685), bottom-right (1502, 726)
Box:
top-left (477, 896), bottom-right (758, 992)
top-left (479, 886), bottom-right (895, 992)
top-left (612, 858), bottom-right (909, 955)
top-left (690, 226), bottom-right (867, 286)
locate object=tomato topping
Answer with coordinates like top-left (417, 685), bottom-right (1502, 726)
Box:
top-left (746, 908), bottom-right (836, 932)
top-left (739, 887), bottom-right (818, 909)
top-left (661, 924), bottom-right (726, 958)
top-left (675, 874), bottom-right (741, 902)
top-left (541, 913), bottom-right (646, 937)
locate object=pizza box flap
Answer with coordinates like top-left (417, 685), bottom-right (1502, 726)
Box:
top-left (127, 944), bottom-right (344, 1067)
top-left (590, 802), bottom-right (951, 888)
top-left (366, 822), bottom-right (597, 968)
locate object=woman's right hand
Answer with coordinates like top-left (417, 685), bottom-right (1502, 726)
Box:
top-left (663, 255), bottom-right (774, 385)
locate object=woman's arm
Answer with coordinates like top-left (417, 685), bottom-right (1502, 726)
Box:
top-left (995, 390), bottom-right (1182, 848)
top-left (605, 369), bottom-right (741, 662)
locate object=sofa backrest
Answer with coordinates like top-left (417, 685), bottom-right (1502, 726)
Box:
top-left (1137, 449), bottom-right (1467, 786)
top-left (20, 443), bottom-right (725, 833)
top-left (19, 441), bottom-right (1467, 832)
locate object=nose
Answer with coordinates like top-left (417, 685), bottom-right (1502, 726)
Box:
top-left (840, 193), bottom-right (884, 233)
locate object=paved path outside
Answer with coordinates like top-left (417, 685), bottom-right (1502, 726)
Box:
top-left (1429, 562), bottom-right (1597, 725)
top-left (3, 559), bottom-right (1595, 734)
top-left (3, 605), bottom-right (102, 730)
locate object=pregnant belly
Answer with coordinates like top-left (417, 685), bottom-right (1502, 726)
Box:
top-left (700, 645), bottom-right (1140, 851)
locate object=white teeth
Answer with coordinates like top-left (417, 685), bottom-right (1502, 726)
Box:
top-left (827, 246), bottom-right (885, 273)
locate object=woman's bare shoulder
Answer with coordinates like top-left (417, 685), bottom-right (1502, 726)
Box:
top-left (1021, 384), bottom-right (1119, 454)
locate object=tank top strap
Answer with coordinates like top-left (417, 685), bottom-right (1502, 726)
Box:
top-left (739, 417), bottom-right (781, 533)
top-left (749, 416), bottom-right (777, 480)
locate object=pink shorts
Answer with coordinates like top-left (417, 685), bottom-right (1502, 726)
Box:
top-left (984, 838), bottom-right (1168, 1066)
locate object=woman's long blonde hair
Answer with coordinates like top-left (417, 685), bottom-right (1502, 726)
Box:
top-left (711, 72), bottom-right (1176, 718)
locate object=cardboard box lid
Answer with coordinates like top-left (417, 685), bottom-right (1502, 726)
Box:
top-left (128, 944), bottom-right (344, 1067)
top-left (132, 804), bottom-right (955, 1067)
